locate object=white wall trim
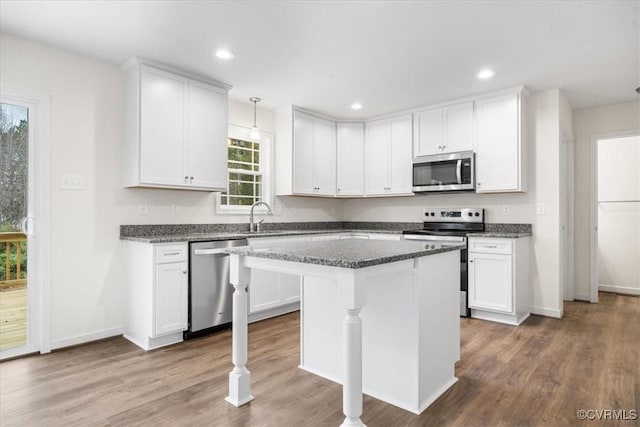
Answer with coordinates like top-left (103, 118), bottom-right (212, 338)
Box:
top-left (573, 293), bottom-right (591, 301)
top-left (590, 128), bottom-right (640, 304)
top-left (598, 285), bottom-right (640, 296)
top-left (52, 327), bottom-right (124, 350)
top-left (530, 306), bottom-right (563, 319)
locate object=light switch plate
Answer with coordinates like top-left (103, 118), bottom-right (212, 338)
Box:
top-left (502, 205), bottom-right (511, 215)
top-left (170, 204), bottom-right (180, 215)
top-left (536, 203), bottom-right (545, 215)
top-left (61, 174), bottom-right (85, 190)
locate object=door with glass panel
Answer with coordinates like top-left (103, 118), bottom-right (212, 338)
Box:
top-left (0, 100), bottom-right (37, 358)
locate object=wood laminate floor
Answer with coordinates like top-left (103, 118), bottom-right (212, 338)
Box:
top-left (1, 292), bottom-right (638, 427)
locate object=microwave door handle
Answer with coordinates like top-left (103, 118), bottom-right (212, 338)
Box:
top-left (456, 159), bottom-right (462, 184)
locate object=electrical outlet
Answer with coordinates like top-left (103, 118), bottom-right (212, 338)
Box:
top-left (170, 204), bottom-right (180, 215)
top-left (138, 203), bottom-right (148, 216)
top-left (61, 174), bottom-right (85, 190)
top-left (536, 203), bottom-right (545, 215)
top-left (502, 205), bottom-right (511, 215)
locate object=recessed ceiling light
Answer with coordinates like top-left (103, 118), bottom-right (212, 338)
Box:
top-left (351, 102), bottom-right (363, 110)
top-left (476, 69), bottom-right (495, 79)
top-left (215, 49), bottom-right (234, 60)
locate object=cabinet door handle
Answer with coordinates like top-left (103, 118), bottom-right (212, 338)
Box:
top-left (337, 188), bottom-right (341, 193)
top-left (164, 251), bottom-right (181, 256)
top-left (190, 176), bottom-right (194, 182)
top-left (484, 245), bottom-right (498, 249)
top-left (184, 176), bottom-right (189, 182)
top-left (182, 270), bottom-right (187, 274)
top-left (469, 260), bottom-right (474, 263)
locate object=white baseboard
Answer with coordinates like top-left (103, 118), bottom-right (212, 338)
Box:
top-left (530, 306), bottom-right (562, 319)
top-left (598, 285), bottom-right (640, 296)
top-left (52, 327), bottom-right (123, 350)
top-left (573, 293), bottom-right (591, 301)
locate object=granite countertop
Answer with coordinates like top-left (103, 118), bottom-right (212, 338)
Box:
top-left (225, 238), bottom-right (466, 269)
top-left (120, 229), bottom-right (403, 243)
top-left (469, 232), bottom-right (532, 239)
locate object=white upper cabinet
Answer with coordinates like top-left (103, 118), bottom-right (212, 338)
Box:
top-left (336, 123), bottom-right (365, 196)
top-left (413, 102), bottom-right (473, 157)
top-left (313, 117), bottom-right (337, 196)
top-left (123, 58), bottom-right (231, 191)
top-left (293, 112), bottom-right (316, 194)
top-left (365, 114), bottom-right (413, 196)
top-left (475, 91), bottom-right (526, 193)
top-left (186, 81), bottom-right (229, 190)
top-left (292, 111), bottom-right (336, 196)
top-left (364, 120), bottom-right (390, 195)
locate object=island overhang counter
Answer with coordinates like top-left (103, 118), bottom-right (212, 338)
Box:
top-left (225, 238), bottom-right (465, 427)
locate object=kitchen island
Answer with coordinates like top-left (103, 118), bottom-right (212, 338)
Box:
top-left (225, 238), bottom-right (464, 427)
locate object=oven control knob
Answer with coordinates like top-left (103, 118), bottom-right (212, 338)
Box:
top-left (475, 212), bottom-right (480, 217)
top-left (468, 212), bottom-right (473, 217)
top-left (431, 212), bottom-right (435, 216)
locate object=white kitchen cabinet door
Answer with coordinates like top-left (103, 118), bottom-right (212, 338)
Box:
top-left (154, 261), bottom-right (188, 337)
top-left (293, 112), bottom-right (317, 194)
top-left (313, 117), bottom-right (336, 196)
top-left (139, 67), bottom-right (188, 187)
top-left (413, 108), bottom-right (443, 157)
top-left (249, 269), bottom-right (281, 313)
top-left (389, 115), bottom-right (413, 194)
top-left (444, 102), bottom-right (474, 153)
top-left (187, 81), bottom-right (228, 189)
top-left (365, 120), bottom-right (390, 195)
top-left (279, 274), bottom-right (302, 304)
top-left (475, 93), bottom-right (522, 192)
top-left (468, 253), bottom-right (513, 313)
top-left (336, 123), bottom-right (365, 196)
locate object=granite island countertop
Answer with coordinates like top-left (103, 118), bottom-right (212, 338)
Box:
top-left (224, 238), bottom-right (466, 269)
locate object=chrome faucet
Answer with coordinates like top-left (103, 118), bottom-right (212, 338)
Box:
top-left (249, 201), bottom-right (273, 232)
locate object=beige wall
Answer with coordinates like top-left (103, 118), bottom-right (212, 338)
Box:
top-left (572, 101), bottom-right (640, 300)
top-left (0, 33), bottom-right (341, 347)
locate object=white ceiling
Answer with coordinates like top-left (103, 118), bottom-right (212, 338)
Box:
top-left (1, 1), bottom-right (638, 118)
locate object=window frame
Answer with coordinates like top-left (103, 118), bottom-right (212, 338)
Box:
top-left (216, 124), bottom-right (273, 215)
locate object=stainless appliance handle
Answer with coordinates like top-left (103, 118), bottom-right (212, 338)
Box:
top-left (456, 159), bottom-right (462, 184)
top-left (193, 248), bottom-right (229, 255)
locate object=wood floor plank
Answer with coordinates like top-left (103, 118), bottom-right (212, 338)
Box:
top-left (1, 292), bottom-right (638, 427)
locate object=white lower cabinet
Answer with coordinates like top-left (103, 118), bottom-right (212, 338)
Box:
top-left (123, 242), bottom-right (188, 350)
top-left (468, 237), bottom-right (530, 325)
top-left (247, 236), bottom-right (309, 322)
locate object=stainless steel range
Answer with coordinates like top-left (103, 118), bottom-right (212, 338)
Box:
top-left (402, 207), bottom-right (485, 317)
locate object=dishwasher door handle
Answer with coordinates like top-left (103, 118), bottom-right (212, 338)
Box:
top-left (193, 248), bottom-right (229, 255)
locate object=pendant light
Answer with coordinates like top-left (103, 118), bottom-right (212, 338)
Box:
top-left (250, 97), bottom-right (261, 139)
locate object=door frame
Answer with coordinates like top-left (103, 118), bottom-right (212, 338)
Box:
top-left (589, 128), bottom-right (640, 303)
top-left (0, 86), bottom-right (52, 358)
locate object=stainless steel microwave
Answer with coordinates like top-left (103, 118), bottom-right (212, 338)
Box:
top-left (412, 151), bottom-right (475, 193)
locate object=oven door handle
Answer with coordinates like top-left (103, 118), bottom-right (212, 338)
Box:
top-left (456, 159), bottom-right (462, 184)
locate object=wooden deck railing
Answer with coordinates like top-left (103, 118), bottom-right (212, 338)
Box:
top-left (0, 232), bottom-right (27, 289)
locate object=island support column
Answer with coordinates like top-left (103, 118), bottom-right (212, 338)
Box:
top-left (226, 254), bottom-right (254, 407)
top-left (338, 270), bottom-right (367, 427)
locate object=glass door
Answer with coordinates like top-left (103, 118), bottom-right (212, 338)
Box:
top-left (0, 101), bottom-right (35, 357)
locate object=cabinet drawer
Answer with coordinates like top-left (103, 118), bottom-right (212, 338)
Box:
top-left (155, 244), bottom-right (188, 264)
top-left (468, 239), bottom-right (512, 255)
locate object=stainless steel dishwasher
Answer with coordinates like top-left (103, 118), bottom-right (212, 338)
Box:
top-left (185, 239), bottom-right (248, 338)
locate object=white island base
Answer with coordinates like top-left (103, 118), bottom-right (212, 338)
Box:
top-left (227, 243), bottom-right (461, 426)
top-left (301, 251), bottom-right (460, 415)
